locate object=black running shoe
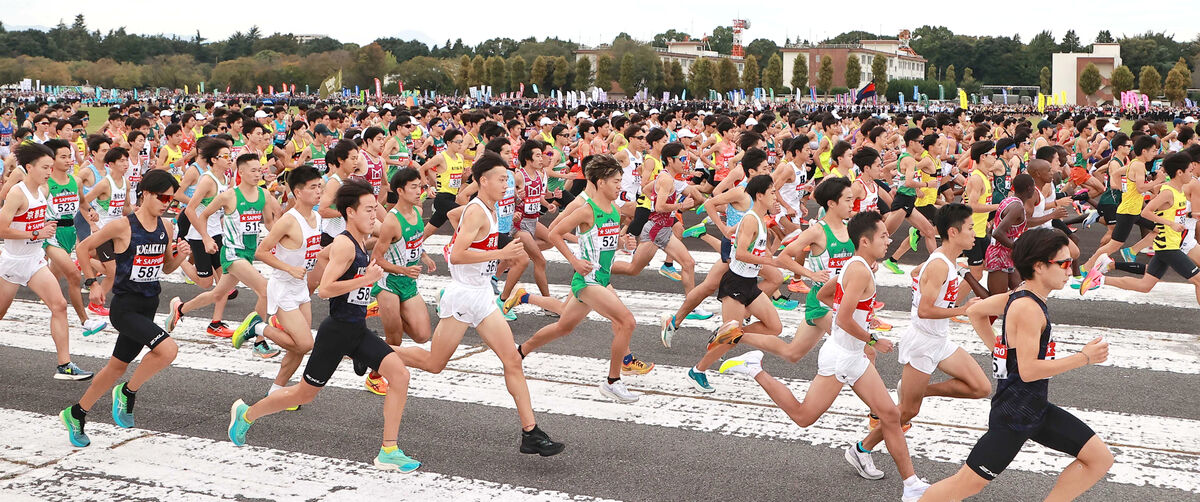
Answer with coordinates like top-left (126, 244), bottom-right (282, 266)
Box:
top-left (520, 425), bottom-right (565, 456)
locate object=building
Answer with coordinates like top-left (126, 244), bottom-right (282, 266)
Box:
top-left (781, 30), bottom-right (926, 91)
top-left (1052, 43), bottom-right (1121, 106)
top-left (574, 37), bottom-right (746, 87)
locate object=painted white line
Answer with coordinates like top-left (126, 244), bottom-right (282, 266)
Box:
top-left (421, 234), bottom-right (1200, 310)
top-left (2, 310), bottom-right (1197, 493)
top-left (0, 407), bottom-right (618, 502)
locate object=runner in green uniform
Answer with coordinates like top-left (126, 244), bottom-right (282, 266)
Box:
top-left (363, 167), bottom-right (436, 395)
top-left (165, 153), bottom-right (282, 359)
top-left (516, 154), bottom-right (653, 404)
top-left (42, 139), bottom-right (107, 336)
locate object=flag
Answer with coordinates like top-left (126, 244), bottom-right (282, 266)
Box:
top-left (854, 82), bottom-right (876, 104)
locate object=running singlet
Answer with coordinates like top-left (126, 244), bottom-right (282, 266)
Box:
top-left (96, 174), bottom-right (128, 226)
top-left (993, 290), bottom-right (1056, 430)
top-left (272, 208), bottom-right (322, 281)
top-left (436, 152), bottom-right (464, 195)
top-left (381, 207), bottom-right (425, 270)
top-left (1153, 185), bottom-right (1188, 251)
top-left (113, 215), bottom-right (168, 297)
top-left (7, 182), bottom-right (47, 256)
top-left (574, 197), bottom-right (621, 287)
top-left (446, 198), bottom-right (498, 288)
top-left (221, 187), bottom-right (265, 252)
top-left (329, 230), bottom-right (372, 322)
top-left (805, 221), bottom-right (856, 286)
top-left (728, 212), bottom-right (768, 278)
top-left (971, 169), bottom-right (993, 238)
top-left (829, 256), bottom-right (876, 352)
top-left (909, 252), bottom-right (960, 337)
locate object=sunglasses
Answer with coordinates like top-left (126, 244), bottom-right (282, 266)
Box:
top-left (1049, 258), bottom-right (1073, 270)
top-left (149, 192), bottom-right (174, 204)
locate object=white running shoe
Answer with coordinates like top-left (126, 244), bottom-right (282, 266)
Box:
top-left (844, 444), bottom-right (885, 480)
top-left (902, 477), bottom-right (931, 502)
top-left (599, 380), bottom-right (640, 403)
top-left (718, 350), bottom-right (764, 377)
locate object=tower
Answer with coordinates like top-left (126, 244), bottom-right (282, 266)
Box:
top-left (732, 19), bottom-right (749, 57)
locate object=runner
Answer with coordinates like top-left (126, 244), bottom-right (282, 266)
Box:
top-left (227, 179), bottom-right (422, 473)
top-left (40, 139), bottom-right (107, 337)
top-left (921, 228), bottom-right (1113, 501)
top-left (60, 170), bottom-right (191, 446)
top-left (718, 210), bottom-right (931, 502)
top-left (393, 153), bottom-right (565, 457)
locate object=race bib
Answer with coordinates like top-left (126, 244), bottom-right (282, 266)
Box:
top-left (992, 335), bottom-right (1008, 380)
top-left (131, 253), bottom-right (164, 283)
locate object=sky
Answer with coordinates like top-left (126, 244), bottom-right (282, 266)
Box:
top-left (3, 1), bottom-right (1195, 50)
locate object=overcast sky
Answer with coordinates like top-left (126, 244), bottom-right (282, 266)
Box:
top-left (4, 1), bottom-right (1194, 50)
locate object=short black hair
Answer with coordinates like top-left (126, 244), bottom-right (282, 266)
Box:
top-left (935, 203), bottom-right (973, 240)
top-left (335, 178), bottom-right (375, 218)
top-left (847, 210), bottom-right (884, 249)
top-left (814, 176), bottom-right (851, 209)
top-left (1013, 227), bottom-right (1070, 280)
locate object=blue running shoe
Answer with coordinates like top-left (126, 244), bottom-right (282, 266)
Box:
top-left (374, 447), bottom-right (421, 473)
top-left (60, 407), bottom-right (90, 447)
top-left (228, 399), bottom-right (252, 446)
top-left (111, 383), bottom-right (134, 428)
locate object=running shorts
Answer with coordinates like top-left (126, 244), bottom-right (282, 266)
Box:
top-left (302, 317), bottom-right (392, 387)
top-left (965, 404), bottom-right (1095, 481)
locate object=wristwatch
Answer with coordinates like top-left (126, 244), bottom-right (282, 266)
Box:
top-left (867, 334), bottom-right (878, 346)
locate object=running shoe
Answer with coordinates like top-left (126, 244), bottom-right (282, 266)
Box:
top-left (882, 258), bottom-right (903, 275)
top-left (1119, 247), bottom-right (1137, 263)
top-left (111, 382), bottom-right (134, 428)
top-left (87, 302), bottom-right (109, 317)
top-left (706, 321), bottom-right (744, 351)
top-left (207, 321), bottom-right (234, 338)
top-left (54, 362), bottom-right (93, 381)
top-left (686, 308), bottom-right (714, 320)
top-left (844, 444), bottom-right (885, 480)
top-left (252, 340), bottom-right (280, 358)
top-left (682, 217), bottom-right (710, 238)
top-left (1082, 209), bottom-right (1100, 228)
top-left (519, 426), bottom-right (566, 456)
top-left (164, 297), bottom-right (183, 332)
top-left (232, 312), bottom-right (262, 349)
top-left (867, 413), bottom-right (913, 433)
top-left (503, 287), bottom-right (526, 315)
top-left (60, 407), bottom-right (90, 447)
top-left (787, 279), bottom-right (811, 294)
top-left (772, 296), bottom-right (800, 310)
top-left (1080, 254), bottom-right (1112, 296)
top-left (658, 264), bottom-right (683, 281)
top-left (660, 314), bottom-right (677, 348)
top-left (718, 350), bottom-right (763, 377)
top-left (908, 227), bottom-right (920, 251)
top-left (497, 297), bottom-right (517, 321)
top-left (621, 357), bottom-right (655, 375)
top-left (366, 300), bottom-right (379, 318)
top-left (227, 399), bottom-right (252, 446)
top-left (599, 380), bottom-right (640, 403)
top-left (374, 447), bottom-right (421, 473)
top-left (82, 318), bottom-right (107, 337)
top-left (686, 367), bottom-right (715, 393)
top-left (365, 373), bottom-right (389, 396)
top-left (902, 477), bottom-right (931, 502)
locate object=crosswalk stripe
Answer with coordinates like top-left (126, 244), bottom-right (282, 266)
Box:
top-left (0, 407), bottom-right (617, 501)
top-left (3, 302), bottom-right (1197, 493)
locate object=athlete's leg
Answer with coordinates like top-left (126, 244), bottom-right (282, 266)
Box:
top-left (27, 267), bottom-right (71, 365)
top-left (475, 311), bottom-right (537, 430)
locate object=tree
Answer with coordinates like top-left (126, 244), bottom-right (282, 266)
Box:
top-left (1139, 65), bottom-right (1162, 98)
top-left (1095, 30), bottom-right (1115, 44)
top-left (573, 57), bottom-right (592, 90)
top-left (618, 53), bottom-right (636, 94)
top-left (530, 55), bottom-right (549, 91)
top-left (960, 67), bottom-right (980, 95)
top-left (871, 54), bottom-right (888, 96)
top-left (763, 53), bottom-right (784, 91)
top-left (596, 54), bottom-right (614, 91)
top-left (1078, 63), bottom-right (1102, 101)
top-left (1039, 66), bottom-right (1052, 93)
top-left (790, 53), bottom-right (808, 90)
top-left (844, 56), bottom-right (862, 89)
top-left (508, 55), bottom-right (527, 94)
top-left (552, 56), bottom-right (570, 90)
top-left (1111, 65), bottom-right (1135, 93)
top-left (708, 26), bottom-right (733, 55)
top-left (741, 54), bottom-right (760, 90)
top-left (1060, 30), bottom-right (1083, 53)
top-left (469, 54), bottom-right (487, 87)
top-left (716, 58), bottom-right (739, 93)
top-left (487, 56), bottom-right (506, 92)
top-left (944, 64), bottom-right (956, 86)
top-left (456, 54), bottom-right (471, 91)
top-left (817, 55), bottom-right (834, 94)
top-left (926, 64), bottom-right (937, 81)
top-left (688, 58), bottom-right (714, 97)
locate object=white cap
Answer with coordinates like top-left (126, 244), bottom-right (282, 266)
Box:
top-left (382, 103), bottom-right (394, 110)
top-left (254, 110), bottom-right (269, 119)
top-left (744, 118), bottom-right (759, 127)
top-left (648, 108), bottom-right (660, 115)
top-left (159, 110), bottom-right (173, 117)
top-left (366, 105), bottom-right (379, 113)
top-left (539, 117), bottom-right (555, 126)
top-left (1184, 116), bottom-right (1198, 124)
top-left (438, 106), bottom-right (451, 113)
top-left (213, 101), bottom-right (226, 108)
top-left (676, 128), bottom-right (696, 138)
top-left (1103, 122), bottom-right (1120, 132)
top-left (575, 111), bottom-right (590, 119)
top-left (611, 110), bottom-right (623, 117)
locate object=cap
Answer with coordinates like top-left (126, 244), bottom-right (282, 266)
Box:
top-left (648, 108), bottom-right (660, 115)
top-left (539, 117), bottom-right (555, 126)
top-left (676, 128), bottom-right (696, 138)
top-left (366, 105), bottom-right (379, 113)
top-left (744, 118), bottom-right (759, 126)
top-left (1103, 122), bottom-right (1120, 132)
top-left (159, 110), bottom-right (173, 117)
top-left (313, 123), bottom-right (334, 136)
top-left (438, 106), bottom-right (450, 113)
top-left (254, 110), bottom-right (269, 119)
top-left (575, 111), bottom-right (590, 119)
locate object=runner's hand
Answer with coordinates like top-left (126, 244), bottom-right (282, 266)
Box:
top-left (1081, 337), bottom-right (1109, 365)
